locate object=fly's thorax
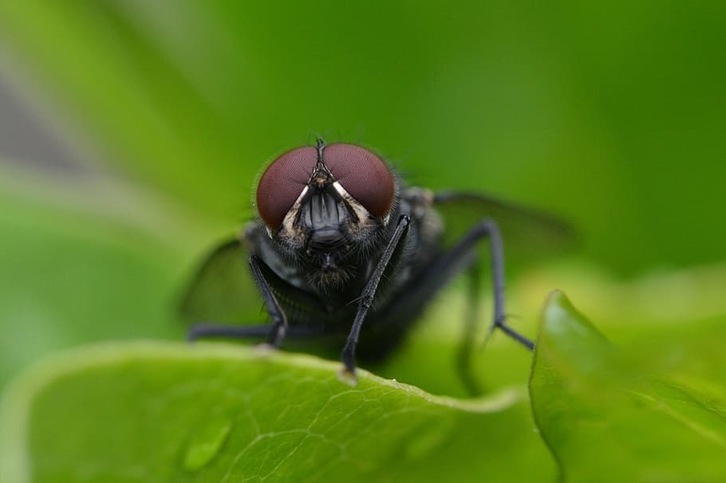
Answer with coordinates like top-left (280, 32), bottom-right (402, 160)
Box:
top-left (399, 186), bottom-right (444, 252)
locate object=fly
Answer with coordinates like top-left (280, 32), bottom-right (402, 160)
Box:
top-left (181, 139), bottom-right (569, 390)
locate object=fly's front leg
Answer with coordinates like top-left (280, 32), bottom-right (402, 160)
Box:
top-left (339, 214), bottom-right (411, 384)
top-left (345, 214), bottom-right (532, 393)
top-left (186, 256), bottom-right (290, 347)
top-left (248, 255), bottom-right (289, 348)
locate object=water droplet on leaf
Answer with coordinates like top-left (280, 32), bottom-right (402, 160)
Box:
top-left (182, 417), bottom-right (232, 471)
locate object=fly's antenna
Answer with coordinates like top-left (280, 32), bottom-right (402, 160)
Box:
top-left (314, 138), bottom-right (333, 177)
top-left (315, 137), bottom-right (326, 159)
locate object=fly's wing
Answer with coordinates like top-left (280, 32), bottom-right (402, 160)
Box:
top-left (179, 237), bottom-right (265, 326)
top-left (433, 190), bottom-right (574, 261)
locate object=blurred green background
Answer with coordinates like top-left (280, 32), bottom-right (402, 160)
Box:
top-left (0, 1), bottom-right (725, 393)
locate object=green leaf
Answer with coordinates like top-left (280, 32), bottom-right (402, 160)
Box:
top-left (531, 291), bottom-right (726, 482)
top-left (0, 342), bottom-right (556, 482)
top-left (5, 2), bottom-right (726, 275)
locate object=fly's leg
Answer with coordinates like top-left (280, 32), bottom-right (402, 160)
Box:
top-left (358, 216), bottom-right (532, 393)
top-left (456, 263), bottom-right (484, 396)
top-left (187, 322), bottom-right (324, 342)
top-left (248, 255), bottom-right (289, 347)
top-left (187, 324), bottom-right (323, 342)
top-left (447, 219), bottom-right (534, 394)
top-left (186, 255), bottom-right (290, 348)
top-left (340, 214), bottom-right (411, 384)
top-left (460, 219), bottom-right (534, 350)
top-left (187, 324), bottom-right (273, 341)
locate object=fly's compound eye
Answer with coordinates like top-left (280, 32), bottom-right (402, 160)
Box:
top-left (256, 146), bottom-right (318, 229)
top-left (323, 144), bottom-right (395, 219)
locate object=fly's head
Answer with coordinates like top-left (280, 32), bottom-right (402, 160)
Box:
top-left (256, 141), bottom-right (397, 286)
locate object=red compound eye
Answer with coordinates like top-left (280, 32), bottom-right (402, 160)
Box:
top-left (256, 143), bottom-right (395, 229)
top-left (322, 144), bottom-right (395, 219)
top-left (256, 146), bottom-right (317, 229)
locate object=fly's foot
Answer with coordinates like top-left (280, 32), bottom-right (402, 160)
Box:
top-left (253, 343), bottom-right (277, 356)
top-left (337, 365), bottom-right (358, 387)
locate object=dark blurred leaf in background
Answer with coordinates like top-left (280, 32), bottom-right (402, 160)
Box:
top-left (2, 1), bottom-right (726, 274)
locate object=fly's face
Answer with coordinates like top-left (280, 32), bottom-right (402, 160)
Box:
top-left (255, 142), bottom-right (398, 285)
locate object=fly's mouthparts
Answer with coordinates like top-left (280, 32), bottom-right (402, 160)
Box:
top-left (309, 228), bottom-right (345, 249)
top-left (321, 254), bottom-right (337, 271)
